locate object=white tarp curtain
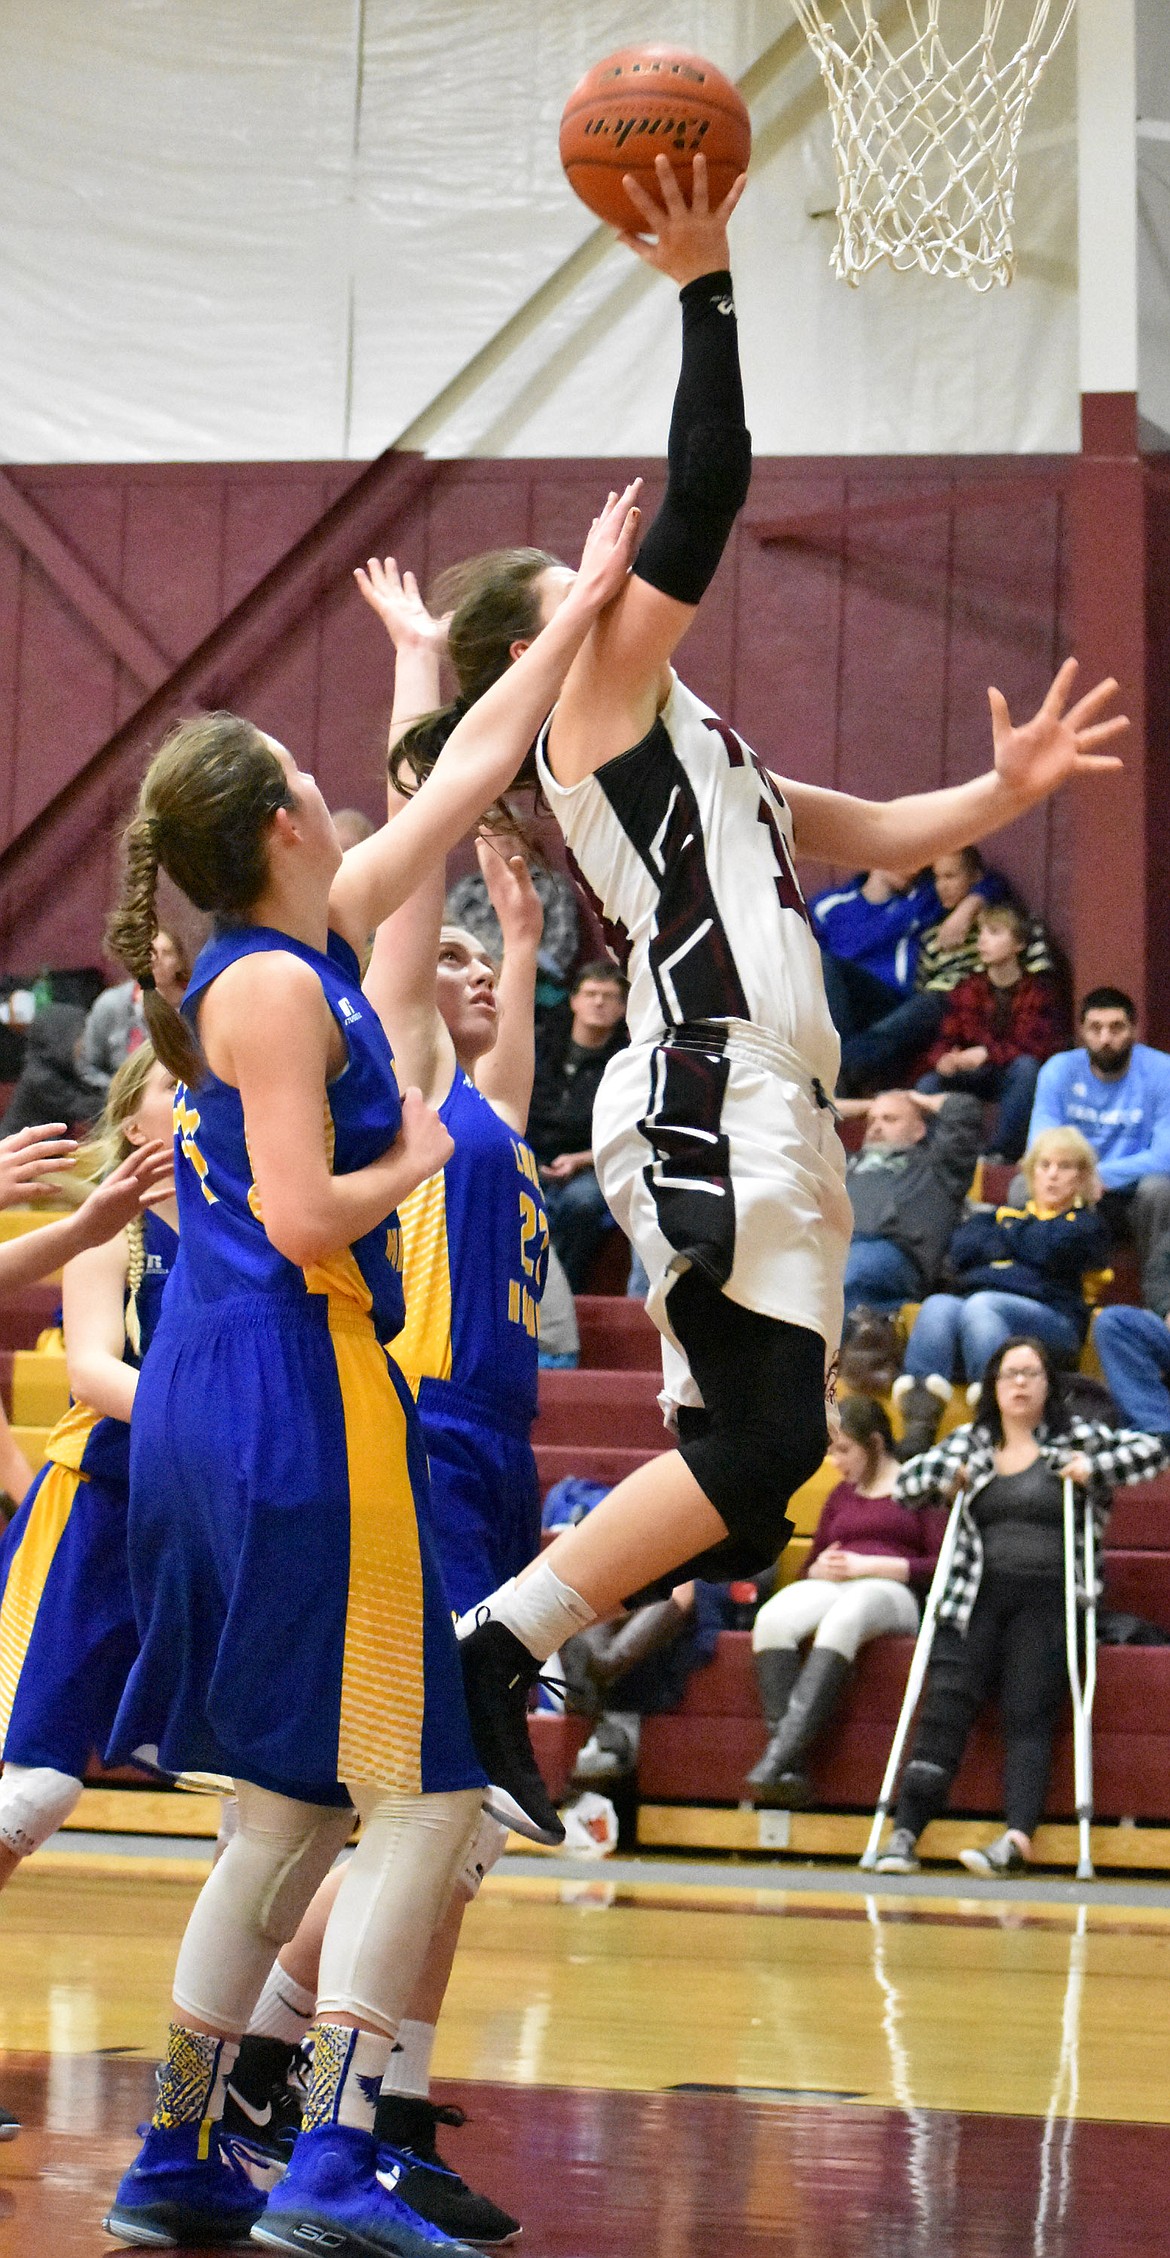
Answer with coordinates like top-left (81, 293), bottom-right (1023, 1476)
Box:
top-left (0, 0), bottom-right (1147, 464)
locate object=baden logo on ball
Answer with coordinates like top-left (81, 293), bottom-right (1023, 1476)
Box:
top-left (559, 45), bottom-right (751, 232)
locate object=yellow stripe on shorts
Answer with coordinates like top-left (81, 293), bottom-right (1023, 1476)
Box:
top-left (390, 1169), bottom-right (453, 1385)
top-left (328, 1304), bottom-right (426, 1791)
top-left (0, 1463), bottom-right (83, 1752)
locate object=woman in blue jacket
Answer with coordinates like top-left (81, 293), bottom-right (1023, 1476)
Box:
top-left (894, 1127), bottom-right (1109, 1452)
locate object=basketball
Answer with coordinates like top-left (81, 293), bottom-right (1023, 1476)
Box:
top-left (559, 45), bottom-right (751, 233)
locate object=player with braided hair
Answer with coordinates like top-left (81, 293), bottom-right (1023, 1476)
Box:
top-left (0, 1048), bottom-right (178, 2137)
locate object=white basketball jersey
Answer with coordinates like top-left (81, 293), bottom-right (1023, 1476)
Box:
top-left (536, 674), bottom-right (840, 1093)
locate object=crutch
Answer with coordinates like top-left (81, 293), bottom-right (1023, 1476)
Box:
top-left (1063, 1473), bottom-right (1099, 1882)
top-left (860, 1485), bottom-right (966, 1870)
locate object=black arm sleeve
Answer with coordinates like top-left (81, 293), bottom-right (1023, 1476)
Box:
top-left (632, 268), bottom-right (753, 607)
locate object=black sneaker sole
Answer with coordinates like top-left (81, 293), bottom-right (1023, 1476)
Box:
top-left (104, 2201), bottom-right (262, 2247)
top-left (252, 2208), bottom-right (474, 2257)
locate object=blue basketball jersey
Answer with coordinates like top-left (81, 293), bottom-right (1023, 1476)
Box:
top-left (172, 925), bottom-right (405, 1340)
top-left (48, 1206), bottom-right (179, 1489)
top-left (390, 1070), bottom-right (548, 1425)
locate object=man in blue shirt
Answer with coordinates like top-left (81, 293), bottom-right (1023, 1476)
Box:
top-left (1026, 986), bottom-right (1170, 1309)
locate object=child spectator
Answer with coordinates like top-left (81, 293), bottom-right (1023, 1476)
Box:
top-left (1026, 988), bottom-right (1170, 1313)
top-left (893, 1127), bottom-right (1110, 1453)
top-left (746, 1398), bottom-right (944, 1808)
top-left (814, 852), bottom-right (1011, 1091)
top-left (916, 902), bottom-right (1065, 1161)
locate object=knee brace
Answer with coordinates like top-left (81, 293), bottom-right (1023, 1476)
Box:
top-left (0, 1764), bottom-right (82, 1857)
top-left (456, 1808), bottom-right (508, 1902)
top-left (676, 1390), bottom-right (827, 1570)
top-left (173, 1785), bottom-right (354, 2032)
top-left (316, 1787), bottom-right (482, 2034)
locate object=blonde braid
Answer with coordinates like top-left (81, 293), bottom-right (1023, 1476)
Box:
top-left (123, 1213), bottom-right (146, 1356)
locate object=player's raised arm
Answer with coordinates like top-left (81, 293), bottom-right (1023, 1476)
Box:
top-left (548, 151), bottom-right (750, 783)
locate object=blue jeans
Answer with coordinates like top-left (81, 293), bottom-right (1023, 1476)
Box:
top-left (1092, 1305), bottom-right (1170, 1433)
top-left (541, 1167), bottom-right (617, 1292)
top-left (915, 1055), bottom-right (1040, 1163)
top-left (844, 1238), bottom-right (921, 1316)
top-left (904, 1290), bottom-right (1081, 1383)
top-left (841, 991), bottom-right (947, 1086)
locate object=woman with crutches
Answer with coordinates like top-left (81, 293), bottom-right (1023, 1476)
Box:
top-left (871, 1336), bottom-right (1165, 1877)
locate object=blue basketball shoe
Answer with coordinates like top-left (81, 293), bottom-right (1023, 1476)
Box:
top-left (250, 2122), bottom-right (482, 2256)
top-left (104, 2120), bottom-right (267, 2246)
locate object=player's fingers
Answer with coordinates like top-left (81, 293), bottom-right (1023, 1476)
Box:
top-left (1073, 751), bottom-right (1126, 772)
top-left (653, 152), bottom-right (689, 217)
top-left (2, 1123), bottom-right (70, 1151)
top-left (689, 150), bottom-right (710, 217)
top-left (987, 685), bottom-right (1012, 733)
top-left (620, 172), bottom-right (665, 227)
top-left (1040, 655), bottom-right (1079, 715)
top-left (717, 171), bottom-right (749, 221)
top-left (1074, 717), bottom-right (1129, 751)
top-left (1065, 675), bottom-right (1120, 730)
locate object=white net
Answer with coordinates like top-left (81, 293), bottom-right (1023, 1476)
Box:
top-left (788, 0), bottom-right (1076, 290)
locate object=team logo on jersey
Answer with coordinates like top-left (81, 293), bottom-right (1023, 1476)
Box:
top-left (337, 996), bottom-right (362, 1024)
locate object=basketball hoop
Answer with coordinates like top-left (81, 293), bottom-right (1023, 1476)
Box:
top-left (788, 0), bottom-right (1075, 290)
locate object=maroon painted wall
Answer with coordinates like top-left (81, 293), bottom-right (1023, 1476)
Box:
top-left (0, 454), bottom-right (1082, 984)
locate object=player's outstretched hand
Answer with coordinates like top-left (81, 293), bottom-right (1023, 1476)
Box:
top-left (568, 481), bottom-right (642, 618)
top-left (990, 658), bottom-right (1128, 803)
top-left (72, 1143), bottom-right (175, 1249)
top-left (476, 834), bottom-right (544, 953)
top-left (618, 151), bottom-right (746, 288)
top-left (354, 556), bottom-right (452, 655)
top-left (0, 1123), bottom-right (77, 1209)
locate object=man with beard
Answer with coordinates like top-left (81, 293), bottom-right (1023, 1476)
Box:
top-left (1026, 987), bottom-right (1170, 1310)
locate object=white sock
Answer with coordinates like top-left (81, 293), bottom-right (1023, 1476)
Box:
top-left (457, 1566), bottom-right (596, 1664)
top-left (379, 2017), bottom-right (436, 2100)
top-left (246, 1958), bottom-right (316, 2045)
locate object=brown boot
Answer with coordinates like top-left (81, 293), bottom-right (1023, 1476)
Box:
top-left (893, 1374), bottom-right (951, 1459)
top-left (582, 1597), bottom-right (689, 1691)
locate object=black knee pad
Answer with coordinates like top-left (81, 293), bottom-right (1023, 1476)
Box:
top-left (673, 1391), bottom-right (827, 1580)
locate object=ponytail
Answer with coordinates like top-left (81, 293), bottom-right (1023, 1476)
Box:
top-left (106, 817), bottom-right (204, 1088)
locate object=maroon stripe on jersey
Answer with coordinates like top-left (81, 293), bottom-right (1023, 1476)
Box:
top-left (563, 842), bottom-right (632, 972)
top-left (637, 1039), bottom-right (737, 1287)
top-left (702, 717), bottom-right (811, 929)
top-left (594, 717), bottom-right (751, 1029)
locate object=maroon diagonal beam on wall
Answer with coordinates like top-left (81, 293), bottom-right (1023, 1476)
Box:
top-left (0, 468), bottom-right (176, 692)
top-left (0, 447), bottom-right (440, 958)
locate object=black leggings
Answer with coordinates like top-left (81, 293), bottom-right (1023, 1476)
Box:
top-left (895, 1572), bottom-right (1068, 1841)
top-left (663, 1265), bottom-right (828, 1582)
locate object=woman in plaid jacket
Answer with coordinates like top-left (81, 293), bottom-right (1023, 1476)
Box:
top-left (876, 1334), bottom-right (1167, 1876)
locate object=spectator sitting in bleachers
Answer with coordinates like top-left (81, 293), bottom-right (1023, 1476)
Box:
top-left (527, 960), bottom-right (628, 1291)
top-left (915, 902), bottom-right (1066, 1163)
top-left (0, 1004), bottom-right (103, 1138)
top-left (1024, 987), bottom-right (1170, 1314)
top-left (746, 1398), bottom-right (943, 1808)
top-left (893, 1127), bottom-right (1109, 1456)
top-left (812, 855), bottom-right (1010, 1093)
top-left (559, 1579), bottom-right (725, 1788)
top-left (80, 929), bottom-right (190, 1090)
top-left (839, 1087), bottom-right (982, 1317)
top-left (876, 1336), bottom-right (1167, 1877)
top-left (1090, 1303), bottom-right (1170, 1442)
top-left (915, 847), bottom-right (1055, 998)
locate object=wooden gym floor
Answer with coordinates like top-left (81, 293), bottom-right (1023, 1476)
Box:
top-left (4, 1844), bottom-right (1170, 2253)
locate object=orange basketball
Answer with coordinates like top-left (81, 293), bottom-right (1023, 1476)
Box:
top-left (559, 46), bottom-right (751, 234)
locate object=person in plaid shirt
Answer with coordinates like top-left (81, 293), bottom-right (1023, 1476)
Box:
top-left (875, 1333), bottom-right (1167, 1877)
top-left (915, 902), bottom-right (1066, 1161)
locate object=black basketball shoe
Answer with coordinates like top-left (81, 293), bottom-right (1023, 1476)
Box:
top-left (219, 2035), bottom-right (306, 2187)
top-left (374, 2096), bottom-right (521, 2247)
top-left (458, 1618), bottom-right (564, 1847)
